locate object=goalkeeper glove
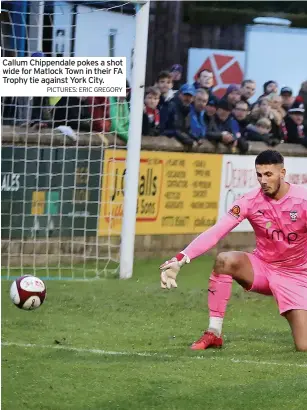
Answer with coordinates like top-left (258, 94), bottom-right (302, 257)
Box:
top-left (160, 252), bottom-right (190, 289)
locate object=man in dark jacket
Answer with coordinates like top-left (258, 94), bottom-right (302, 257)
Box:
top-left (206, 100), bottom-right (249, 153)
top-left (298, 81), bottom-right (307, 128)
top-left (232, 100), bottom-right (250, 134)
top-left (282, 98), bottom-right (307, 148)
top-left (206, 100), bottom-right (239, 143)
top-left (163, 84), bottom-right (195, 147)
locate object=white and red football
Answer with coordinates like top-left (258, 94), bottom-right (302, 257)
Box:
top-left (10, 275), bottom-right (46, 310)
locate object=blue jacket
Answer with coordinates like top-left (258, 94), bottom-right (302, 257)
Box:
top-left (189, 103), bottom-right (206, 140)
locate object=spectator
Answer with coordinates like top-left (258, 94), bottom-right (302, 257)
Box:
top-left (298, 81), bottom-right (307, 128)
top-left (267, 93), bottom-right (286, 119)
top-left (258, 80), bottom-right (278, 100)
top-left (206, 100), bottom-right (245, 150)
top-left (220, 84), bottom-right (241, 108)
top-left (163, 83), bottom-right (195, 148)
top-left (240, 79), bottom-right (256, 105)
top-left (204, 95), bottom-right (219, 122)
top-left (250, 97), bottom-right (282, 140)
top-left (29, 96), bottom-right (94, 132)
top-left (282, 97), bottom-right (307, 148)
top-left (51, 97), bottom-right (93, 131)
top-left (142, 86), bottom-right (161, 136)
top-left (193, 69), bottom-right (214, 97)
top-left (170, 64), bottom-right (183, 91)
top-left (29, 96), bottom-right (53, 129)
top-left (232, 100), bottom-right (250, 134)
top-left (243, 118), bottom-right (279, 146)
top-left (189, 89), bottom-right (209, 142)
top-left (109, 85), bottom-right (130, 142)
top-left (87, 97), bottom-right (111, 133)
top-left (280, 87), bottom-right (294, 113)
top-left (156, 70), bottom-right (175, 133)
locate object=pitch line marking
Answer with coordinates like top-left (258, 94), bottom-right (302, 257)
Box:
top-left (2, 341), bottom-right (307, 368)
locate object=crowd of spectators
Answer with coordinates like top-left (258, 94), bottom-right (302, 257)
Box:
top-left (142, 66), bottom-right (307, 152)
top-left (2, 54), bottom-right (307, 153)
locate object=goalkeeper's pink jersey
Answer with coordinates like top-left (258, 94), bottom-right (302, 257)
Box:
top-left (183, 184), bottom-right (307, 270)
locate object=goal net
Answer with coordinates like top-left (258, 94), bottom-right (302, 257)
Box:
top-left (1, 1), bottom-right (149, 280)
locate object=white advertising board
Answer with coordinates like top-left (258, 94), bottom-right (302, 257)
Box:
top-left (218, 154), bottom-right (307, 232)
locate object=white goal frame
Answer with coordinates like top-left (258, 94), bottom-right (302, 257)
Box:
top-left (119, 1), bottom-right (150, 279)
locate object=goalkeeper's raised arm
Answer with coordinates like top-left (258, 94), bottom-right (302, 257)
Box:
top-left (160, 200), bottom-right (247, 289)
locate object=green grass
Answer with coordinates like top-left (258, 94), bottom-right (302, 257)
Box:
top-left (2, 256), bottom-right (307, 410)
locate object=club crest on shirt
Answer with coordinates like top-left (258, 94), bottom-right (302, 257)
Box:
top-left (229, 205), bottom-right (240, 218)
top-left (289, 210), bottom-right (298, 222)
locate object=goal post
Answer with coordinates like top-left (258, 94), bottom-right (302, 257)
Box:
top-left (120, 1), bottom-right (150, 279)
top-left (1, 0), bottom-right (150, 280)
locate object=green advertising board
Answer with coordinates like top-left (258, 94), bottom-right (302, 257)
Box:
top-left (1, 145), bottom-right (103, 239)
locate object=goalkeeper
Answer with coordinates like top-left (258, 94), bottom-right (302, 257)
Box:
top-left (160, 150), bottom-right (307, 352)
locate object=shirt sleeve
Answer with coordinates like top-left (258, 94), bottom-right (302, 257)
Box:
top-left (182, 197), bottom-right (248, 261)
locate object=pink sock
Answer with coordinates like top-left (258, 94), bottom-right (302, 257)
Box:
top-left (207, 272), bottom-right (233, 335)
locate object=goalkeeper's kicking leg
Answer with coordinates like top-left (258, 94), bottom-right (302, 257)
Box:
top-left (191, 251), bottom-right (255, 350)
top-left (160, 251), bottom-right (255, 350)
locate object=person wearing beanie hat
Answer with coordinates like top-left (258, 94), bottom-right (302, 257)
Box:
top-left (256, 80), bottom-right (278, 103)
top-left (204, 94), bottom-right (219, 120)
top-left (220, 84), bottom-right (241, 108)
top-left (205, 97), bottom-right (249, 153)
top-left (298, 80), bottom-right (307, 128)
top-left (282, 96), bottom-right (307, 147)
top-left (263, 80), bottom-right (278, 95)
top-left (170, 64), bottom-right (183, 90)
top-left (288, 96), bottom-right (305, 114)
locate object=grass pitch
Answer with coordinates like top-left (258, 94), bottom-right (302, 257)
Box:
top-left (2, 256), bottom-right (307, 410)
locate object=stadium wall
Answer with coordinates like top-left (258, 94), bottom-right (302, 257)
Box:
top-left (1, 126), bottom-right (307, 265)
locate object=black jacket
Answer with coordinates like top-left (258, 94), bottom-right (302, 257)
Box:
top-left (52, 97), bottom-right (92, 131)
top-left (31, 97), bottom-right (52, 124)
top-left (205, 114), bottom-right (239, 143)
top-left (232, 117), bottom-right (249, 135)
top-left (31, 97), bottom-right (93, 131)
top-left (163, 97), bottom-right (194, 146)
top-left (243, 125), bottom-right (279, 146)
top-left (283, 115), bottom-right (307, 147)
top-left (142, 112), bottom-right (160, 136)
top-left (158, 93), bottom-right (174, 133)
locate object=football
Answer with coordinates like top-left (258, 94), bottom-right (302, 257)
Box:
top-left (10, 275), bottom-right (46, 310)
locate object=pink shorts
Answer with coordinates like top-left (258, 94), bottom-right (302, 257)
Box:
top-left (246, 253), bottom-right (307, 315)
